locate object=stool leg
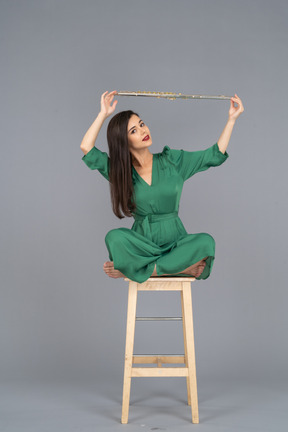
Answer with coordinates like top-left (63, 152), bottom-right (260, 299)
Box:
top-left (181, 290), bottom-right (191, 406)
top-left (121, 281), bottom-right (138, 424)
top-left (182, 282), bottom-right (199, 423)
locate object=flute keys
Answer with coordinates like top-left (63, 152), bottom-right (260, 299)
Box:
top-left (116, 91), bottom-right (232, 100)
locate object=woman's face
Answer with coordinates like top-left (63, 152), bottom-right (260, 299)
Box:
top-left (127, 115), bottom-right (152, 150)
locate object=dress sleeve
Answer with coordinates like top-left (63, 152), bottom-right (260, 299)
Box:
top-left (81, 146), bottom-right (110, 181)
top-left (162, 142), bottom-right (229, 181)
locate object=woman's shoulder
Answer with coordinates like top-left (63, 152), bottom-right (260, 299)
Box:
top-left (155, 145), bottom-right (184, 172)
top-left (155, 145), bottom-right (176, 156)
top-left (157, 145), bottom-right (183, 161)
top-left (160, 145), bottom-right (171, 155)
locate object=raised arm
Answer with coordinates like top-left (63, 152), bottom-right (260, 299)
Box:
top-left (217, 93), bottom-right (244, 154)
top-left (80, 90), bottom-right (118, 155)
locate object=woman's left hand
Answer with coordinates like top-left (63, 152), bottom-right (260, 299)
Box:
top-left (229, 94), bottom-right (244, 121)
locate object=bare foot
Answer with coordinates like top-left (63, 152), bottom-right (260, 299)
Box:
top-left (152, 257), bottom-right (208, 278)
top-left (103, 261), bottom-right (125, 279)
top-left (182, 259), bottom-right (207, 277)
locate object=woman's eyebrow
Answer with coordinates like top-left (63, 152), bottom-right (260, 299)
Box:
top-left (128, 119), bottom-right (142, 133)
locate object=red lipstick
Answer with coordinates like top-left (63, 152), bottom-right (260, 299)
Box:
top-left (142, 135), bottom-right (150, 141)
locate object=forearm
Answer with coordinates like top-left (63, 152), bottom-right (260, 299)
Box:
top-left (80, 111), bottom-right (107, 155)
top-left (217, 118), bottom-right (236, 154)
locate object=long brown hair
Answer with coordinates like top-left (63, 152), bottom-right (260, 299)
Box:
top-left (107, 110), bottom-right (138, 219)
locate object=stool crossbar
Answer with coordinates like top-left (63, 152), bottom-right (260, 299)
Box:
top-left (121, 277), bottom-right (199, 424)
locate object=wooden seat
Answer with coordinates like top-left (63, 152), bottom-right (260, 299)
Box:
top-left (121, 277), bottom-right (199, 424)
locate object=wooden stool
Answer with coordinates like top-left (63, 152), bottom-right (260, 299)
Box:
top-left (121, 277), bottom-right (199, 424)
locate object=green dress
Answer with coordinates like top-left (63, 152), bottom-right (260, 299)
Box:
top-left (82, 142), bottom-right (229, 283)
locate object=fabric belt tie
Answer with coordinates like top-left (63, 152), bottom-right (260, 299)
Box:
top-left (133, 211), bottom-right (179, 242)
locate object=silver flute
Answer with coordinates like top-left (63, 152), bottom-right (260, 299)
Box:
top-left (116, 91), bottom-right (232, 100)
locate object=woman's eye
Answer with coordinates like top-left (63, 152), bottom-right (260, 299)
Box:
top-left (130, 123), bottom-right (145, 134)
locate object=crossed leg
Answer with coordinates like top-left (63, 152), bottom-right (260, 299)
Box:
top-left (103, 257), bottom-right (208, 279)
top-left (151, 257), bottom-right (208, 278)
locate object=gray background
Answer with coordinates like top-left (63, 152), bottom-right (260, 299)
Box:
top-left (1, 0), bottom-right (287, 431)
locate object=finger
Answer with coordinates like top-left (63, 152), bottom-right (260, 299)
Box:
top-left (107, 92), bottom-right (116, 100)
top-left (233, 97), bottom-right (242, 107)
top-left (101, 91), bottom-right (109, 102)
top-left (103, 90), bottom-right (116, 101)
top-left (231, 97), bottom-right (240, 104)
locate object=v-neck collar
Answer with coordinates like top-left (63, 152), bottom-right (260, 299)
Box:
top-left (132, 154), bottom-right (155, 187)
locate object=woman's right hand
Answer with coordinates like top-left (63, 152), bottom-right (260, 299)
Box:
top-left (100, 90), bottom-right (118, 118)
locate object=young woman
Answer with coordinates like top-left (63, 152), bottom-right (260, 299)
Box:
top-left (80, 90), bottom-right (244, 283)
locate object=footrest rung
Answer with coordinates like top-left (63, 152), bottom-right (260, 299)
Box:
top-left (131, 367), bottom-right (189, 377)
top-left (133, 355), bottom-right (185, 364)
top-left (136, 316), bottom-right (182, 321)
